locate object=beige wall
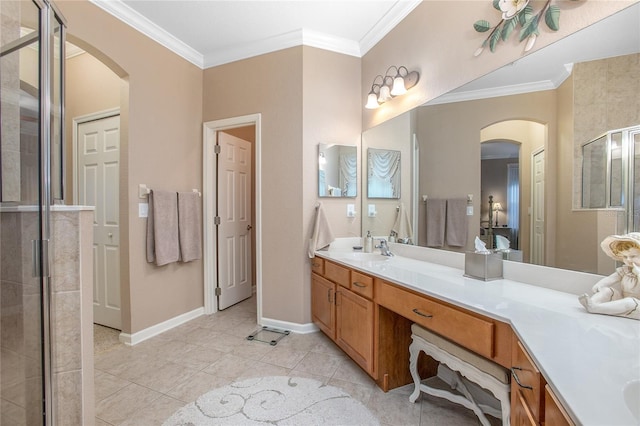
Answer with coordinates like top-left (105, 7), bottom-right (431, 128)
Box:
top-left (362, 1), bottom-right (636, 130)
top-left (203, 46), bottom-right (361, 324)
top-left (58, 0), bottom-right (204, 334)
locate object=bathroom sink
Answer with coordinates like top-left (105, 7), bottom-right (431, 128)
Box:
top-left (624, 380), bottom-right (640, 421)
top-left (331, 252), bottom-right (390, 262)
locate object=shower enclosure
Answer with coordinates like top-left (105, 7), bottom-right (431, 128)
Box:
top-left (1, 0), bottom-right (66, 424)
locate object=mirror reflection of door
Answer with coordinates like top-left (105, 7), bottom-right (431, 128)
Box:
top-left (480, 140), bottom-right (520, 250)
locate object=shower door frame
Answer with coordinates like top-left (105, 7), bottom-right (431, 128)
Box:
top-left (0, 0), bottom-right (67, 423)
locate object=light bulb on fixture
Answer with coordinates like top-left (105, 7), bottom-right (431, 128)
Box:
top-left (365, 92), bottom-right (379, 109)
top-left (365, 84), bottom-right (381, 109)
top-left (391, 75), bottom-right (407, 96)
top-left (378, 84), bottom-right (392, 103)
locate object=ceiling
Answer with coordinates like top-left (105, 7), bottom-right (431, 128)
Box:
top-left (90, 0), bottom-right (422, 69)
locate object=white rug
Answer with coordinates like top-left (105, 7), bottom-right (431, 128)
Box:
top-left (163, 376), bottom-right (380, 425)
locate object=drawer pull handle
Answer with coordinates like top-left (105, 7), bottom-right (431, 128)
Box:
top-left (412, 308), bottom-right (433, 318)
top-left (353, 281), bottom-right (367, 288)
top-left (510, 367), bottom-right (533, 390)
top-left (327, 289), bottom-right (332, 303)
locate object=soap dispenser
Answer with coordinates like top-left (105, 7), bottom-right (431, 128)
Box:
top-left (364, 231), bottom-right (373, 253)
top-left (389, 230), bottom-right (396, 243)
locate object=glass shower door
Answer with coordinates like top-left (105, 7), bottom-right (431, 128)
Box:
top-left (1, 0), bottom-right (65, 424)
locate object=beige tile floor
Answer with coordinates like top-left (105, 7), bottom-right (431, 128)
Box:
top-left (93, 296), bottom-right (491, 425)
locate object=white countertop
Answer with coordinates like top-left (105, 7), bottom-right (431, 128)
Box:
top-left (315, 248), bottom-right (640, 426)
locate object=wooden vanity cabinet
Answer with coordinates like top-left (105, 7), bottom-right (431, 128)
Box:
top-left (311, 259), bottom-right (376, 377)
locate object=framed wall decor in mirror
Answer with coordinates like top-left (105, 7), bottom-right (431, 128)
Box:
top-left (318, 143), bottom-right (357, 198)
top-left (367, 148), bottom-right (401, 199)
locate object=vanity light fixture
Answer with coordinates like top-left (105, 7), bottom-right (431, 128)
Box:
top-left (365, 66), bottom-right (419, 109)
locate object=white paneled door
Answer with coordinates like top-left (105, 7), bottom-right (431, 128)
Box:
top-left (217, 133), bottom-right (253, 310)
top-left (77, 114), bottom-right (121, 329)
top-left (531, 149), bottom-right (545, 265)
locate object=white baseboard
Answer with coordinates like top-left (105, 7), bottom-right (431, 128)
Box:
top-left (119, 307), bottom-right (204, 346)
top-left (260, 317), bottom-right (319, 334)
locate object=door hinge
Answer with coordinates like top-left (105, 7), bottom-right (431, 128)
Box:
top-left (214, 216), bottom-right (221, 226)
top-left (215, 287), bottom-right (222, 296)
top-left (214, 145), bottom-right (221, 155)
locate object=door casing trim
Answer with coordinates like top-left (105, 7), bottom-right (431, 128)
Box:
top-left (203, 114), bottom-right (262, 321)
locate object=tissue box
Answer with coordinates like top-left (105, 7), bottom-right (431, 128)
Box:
top-left (464, 252), bottom-right (503, 281)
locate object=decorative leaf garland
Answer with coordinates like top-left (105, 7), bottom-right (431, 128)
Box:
top-left (474, 0), bottom-right (569, 56)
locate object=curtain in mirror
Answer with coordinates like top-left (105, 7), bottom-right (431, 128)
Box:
top-left (368, 148), bottom-right (400, 198)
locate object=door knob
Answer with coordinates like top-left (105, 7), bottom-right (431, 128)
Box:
top-left (108, 233), bottom-right (113, 238)
top-left (247, 225), bottom-right (253, 231)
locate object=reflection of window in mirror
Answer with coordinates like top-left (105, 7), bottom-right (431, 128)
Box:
top-left (367, 148), bottom-right (400, 199)
top-left (318, 143), bottom-right (357, 198)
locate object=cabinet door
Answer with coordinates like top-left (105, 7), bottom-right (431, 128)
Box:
top-left (544, 385), bottom-right (574, 426)
top-left (512, 389), bottom-right (538, 426)
top-left (511, 340), bottom-right (543, 422)
top-left (311, 273), bottom-right (336, 340)
top-left (336, 288), bottom-right (375, 376)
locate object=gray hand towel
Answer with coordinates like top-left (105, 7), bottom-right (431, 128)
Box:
top-left (178, 192), bottom-right (202, 262)
top-left (446, 198), bottom-right (468, 247)
top-left (146, 190), bottom-right (180, 266)
top-left (425, 199), bottom-right (446, 247)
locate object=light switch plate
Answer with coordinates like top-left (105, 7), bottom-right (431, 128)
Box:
top-left (347, 204), bottom-right (356, 217)
top-left (466, 205), bottom-right (473, 216)
top-left (139, 203), bottom-right (149, 218)
top-left (368, 204), bottom-right (376, 217)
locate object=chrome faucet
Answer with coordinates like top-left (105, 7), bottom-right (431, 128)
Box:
top-left (376, 239), bottom-right (394, 256)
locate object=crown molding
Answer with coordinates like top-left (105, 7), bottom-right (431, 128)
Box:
top-left (426, 63), bottom-right (574, 106)
top-left (89, 0), bottom-right (204, 68)
top-left (90, 0), bottom-right (422, 70)
top-left (203, 28), bottom-right (361, 69)
top-left (359, 0), bottom-right (422, 55)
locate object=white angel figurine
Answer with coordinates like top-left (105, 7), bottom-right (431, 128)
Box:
top-left (578, 233), bottom-right (640, 320)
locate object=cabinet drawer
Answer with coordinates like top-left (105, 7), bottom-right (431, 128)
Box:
top-left (511, 340), bottom-right (544, 423)
top-left (325, 260), bottom-right (351, 288)
top-left (374, 279), bottom-right (494, 358)
top-left (310, 257), bottom-right (324, 275)
top-left (311, 256), bottom-right (324, 275)
top-left (351, 270), bottom-right (374, 299)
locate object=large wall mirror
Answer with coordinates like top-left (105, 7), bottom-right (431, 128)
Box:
top-left (361, 3), bottom-right (639, 276)
top-left (318, 143), bottom-right (357, 197)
